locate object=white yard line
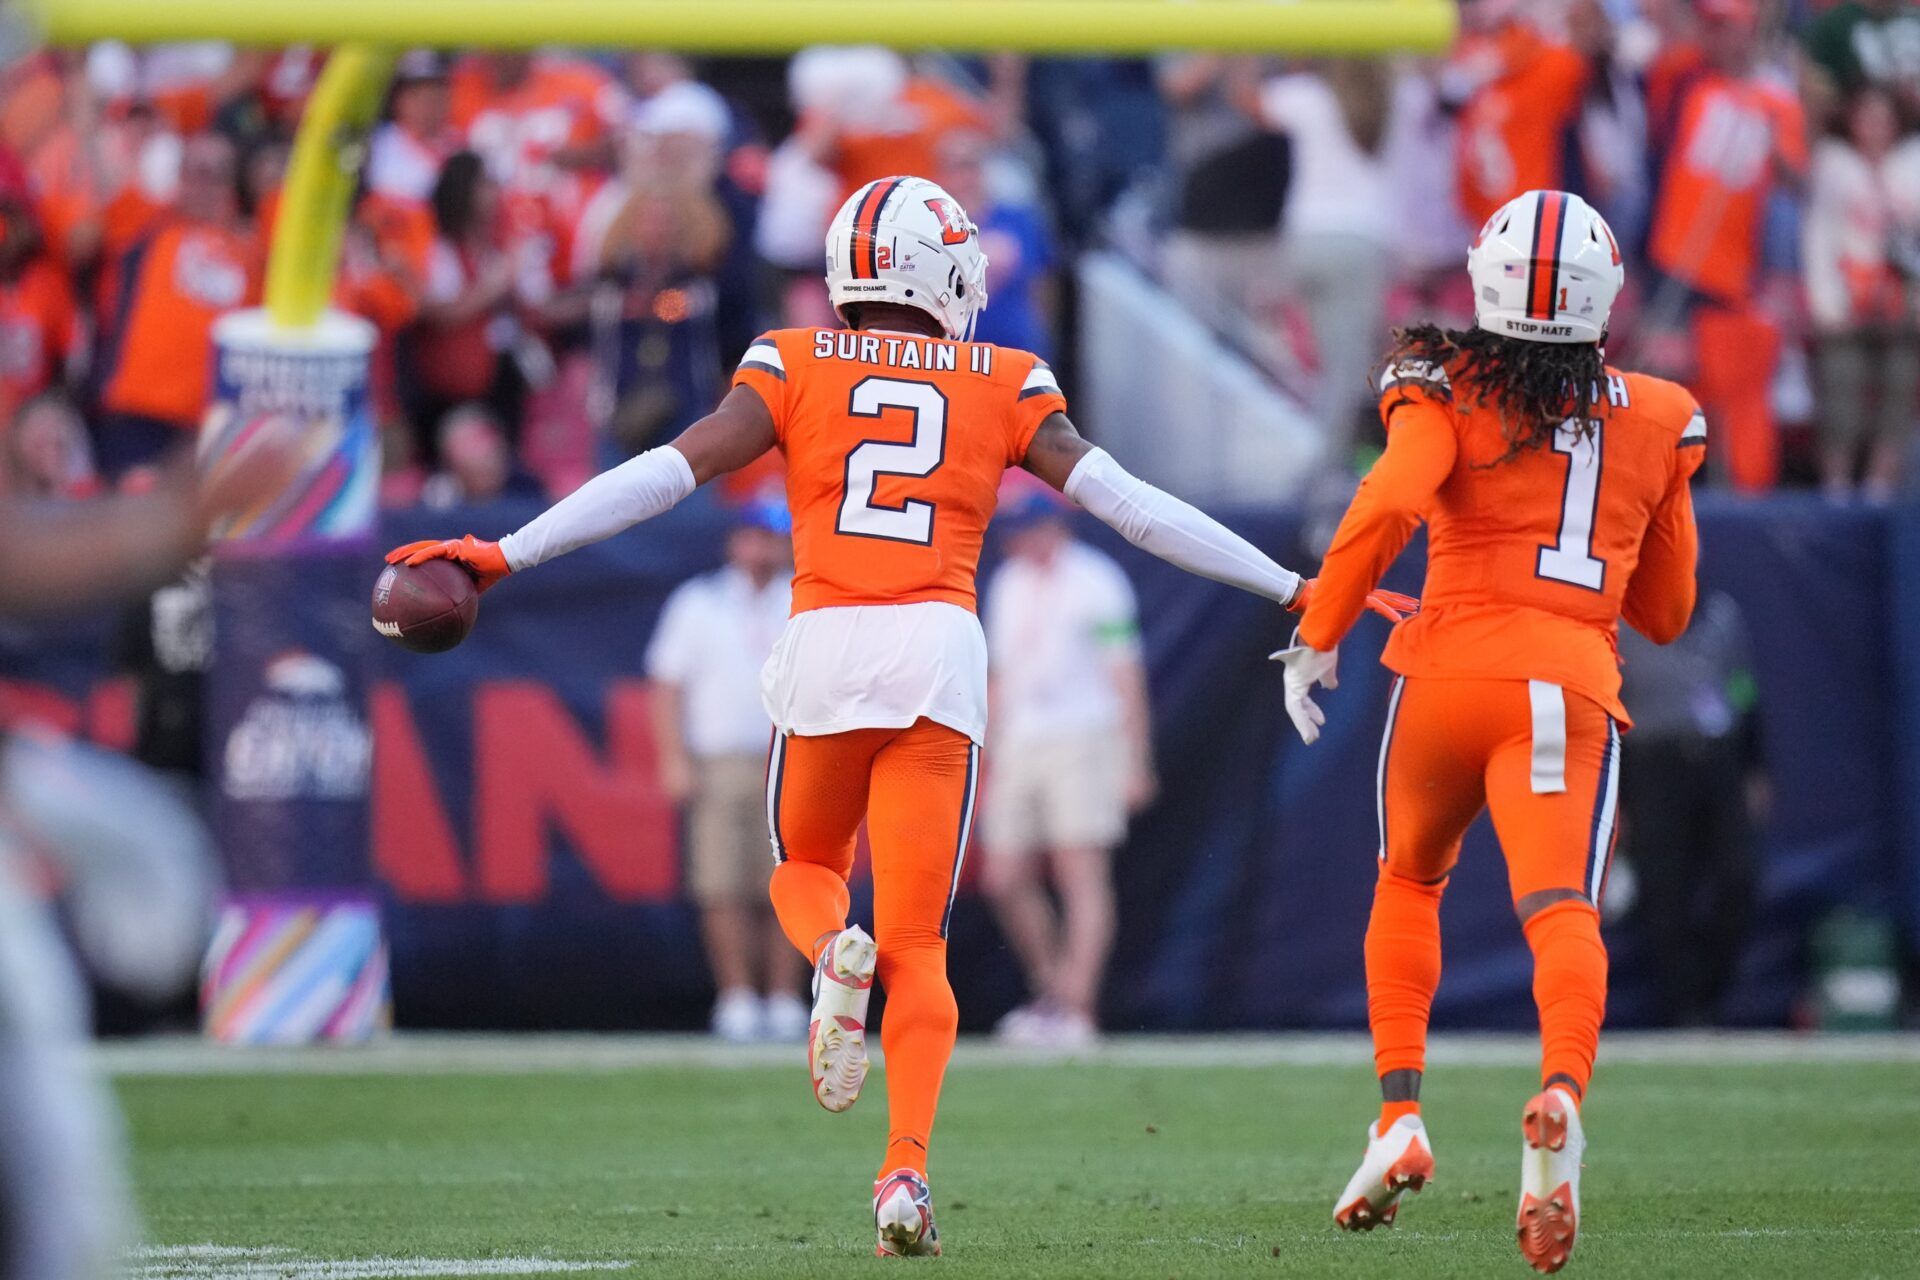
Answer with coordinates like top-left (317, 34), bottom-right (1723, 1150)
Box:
top-left (128, 1247), bottom-right (627, 1279)
top-left (95, 1030), bottom-right (1920, 1077)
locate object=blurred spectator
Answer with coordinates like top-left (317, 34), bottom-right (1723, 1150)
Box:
top-left (1803, 86), bottom-right (1920, 499)
top-left (1253, 61), bottom-right (1416, 461)
top-left (1568, 0), bottom-right (1652, 251)
top-left (1618, 592), bottom-right (1763, 1027)
top-left (401, 150), bottom-right (528, 465)
top-left (419, 403), bottom-right (541, 509)
top-left (643, 497), bottom-right (801, 1044)
top-left (13, 50), bottom-right (177, 275)
top-left (574, 84), bottom-right (732, 453)
top-left (1803, 0), bottom-right (1920, 125)
top-left (451, 50), bottom-right (627, 198)
top-left (133, 41), bottom-right (248, 136)
top-left (449, 50), bottom-right (628, 278)
top-left (938, 128), bottom-right (1057, 360)
top-left (116, 557), bottom-right (211, 780)
top-left (4, 392), bottom-right (95, 499)
top-left (367, 51), bottom-right (454, 206)
top-left (760, 48), bottom-right (997, 328)
top-left (624, 52), bottom-right (769, 362)
top-left (981, 491), bottom-right (1154, 1048)
top-left (1644, 0), bottom-right (1806, 492)
top-left (0, 193), bottom-right (80, 425)
top-left (94, 130), bottom-right (258, 476)
top-left (1025, 59), bottom-right (1167, 253)
top-left (792, 47), bottom-right (995, 200)
top-left (1443, 0), bottom-right (1589, 226)
top-left (1155, 55), bottom-right (1288, 335)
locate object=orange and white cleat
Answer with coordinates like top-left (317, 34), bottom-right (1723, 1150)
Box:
top-left (1516, 1087), bottom-right (1586, 1273)
top-left (807, 926), bottom-right (877, 1113)
top-left (1332, 1114), bottom-right (1435, 1231)
top-left (873, 1169), bottom-right (941, 1257)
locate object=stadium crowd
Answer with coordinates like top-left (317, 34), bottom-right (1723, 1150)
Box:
top-left (0, 0), bottom-right (1915, 508)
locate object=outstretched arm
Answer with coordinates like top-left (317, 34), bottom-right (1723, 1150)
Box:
top-left (1022, 412), bottom-right (1305, 605)
top-left (389, 385), bottom-right (777, 584)
top-left (1022, 414), bottom-right (1416, 623)
top-left (1296, 397), bottom-right (1456, 651)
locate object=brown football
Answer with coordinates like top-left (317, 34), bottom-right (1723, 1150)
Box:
top-left (371, 558), bottom-right (479, 653)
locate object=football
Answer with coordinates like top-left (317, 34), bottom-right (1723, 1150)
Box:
top-left (371, 558), bottom-right (479, 653)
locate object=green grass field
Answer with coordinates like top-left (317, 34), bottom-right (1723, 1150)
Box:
top-left (114, 1037), bottom-right (1920, 1280)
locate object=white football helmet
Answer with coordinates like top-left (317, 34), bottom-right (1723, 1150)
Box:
top-left (825, 175), bottom-right (989, 341)
top-left (1468, 190), bottom-right (1623, 345)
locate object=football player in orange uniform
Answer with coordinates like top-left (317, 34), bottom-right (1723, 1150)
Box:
top-left (389, 173), bottom-right (1412, 1257)
top-left (1276, 190), bottom-right (1702, 1273)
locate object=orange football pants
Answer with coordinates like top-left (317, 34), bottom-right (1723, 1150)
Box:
top-left (765, 718), bottom-right (978, 1180)
top-left (1367, 677), bottom-right (1617, 1099)
top-left (1692, 305), bottom-right (1780, 493)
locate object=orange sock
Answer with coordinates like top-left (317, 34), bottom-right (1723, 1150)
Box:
top-left (1523, 900), bottom-right (1608, 1101)
top-left (1380, 1100), bottom-right (1422, 1130)
top-left (1365, 867), bottom-right (1445, 1079)
top-left (769, 860), bottom-right (850, 963)
top-left (875, 934), bottom-right (957, 1179)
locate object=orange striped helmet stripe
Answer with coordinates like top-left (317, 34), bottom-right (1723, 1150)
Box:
top-left (1527, 191), bottom-right (1568, 320)
top-left (846, 176), bottom-right (905, 280)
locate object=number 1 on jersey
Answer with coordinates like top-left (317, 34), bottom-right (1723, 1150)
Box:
top-left (838, 377), bottom-right (948, 545)
top-left (1537, 419), bottom-right (1606, 591)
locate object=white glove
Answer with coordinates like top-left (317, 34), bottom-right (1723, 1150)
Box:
top-left (1269, 634), bottom-right (1340, 745)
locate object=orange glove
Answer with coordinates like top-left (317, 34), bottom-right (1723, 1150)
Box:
top-left (385, 535), bottom-right (512, 593)
top-left (1287, 577), bottom-right (1420, 624)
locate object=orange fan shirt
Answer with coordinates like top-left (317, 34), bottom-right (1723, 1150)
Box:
top-left (824, 80), bottom-right (992, 201)
top-left (1299, 362), bottom-right (1706, 726)
top-left (1453, 25), bottom-right (1590, 226)
top-left (0, 254), bottom-right (78, 421)
top-left (731, 327), bottom-right (1065, 615)
top-left (1649, 69), bottom-right (1806, 305)
top-left (98, 218), bottom-right (260, 429)
top-left (451, 56), bottom-right (626, 196)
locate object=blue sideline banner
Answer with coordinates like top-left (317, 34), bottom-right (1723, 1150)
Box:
top-left (0, 494), bottom-right (1905, 1030)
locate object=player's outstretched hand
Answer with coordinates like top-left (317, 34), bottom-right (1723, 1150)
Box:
top-left (385, 535), bottom-right (511, 593)
top-left (1287, 577), bottom-right (1421, 624)
top-left (1269, 633), bottom-right (1340, 746)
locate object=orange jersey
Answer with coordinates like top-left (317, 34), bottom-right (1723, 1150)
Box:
top-left (1453, 25), bottom-right (1589, 225)
top-left (1649, 69), bottom-right (1806, 305)
top-left (450, 56), bottom-right (625, 195)
top-left (0, 255), bottom-right (78, 419)
top-left (731, 327), bottom-right (1065, 615)
top-left (823, 80), bottom-right (992, 201)
top-left (1299, 361), bottom-right (1706, 725)
top-left (98, 218), bottom-right (260, 428)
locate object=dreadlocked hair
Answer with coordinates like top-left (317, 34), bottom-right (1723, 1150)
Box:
top-left (1376, 324), bottom-right (1608, 465)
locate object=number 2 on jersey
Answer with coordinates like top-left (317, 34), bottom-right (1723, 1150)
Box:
top-left (837, 377), bottom-right (947, 545)
top-left (1537, 418), bottom-right (1606, 591)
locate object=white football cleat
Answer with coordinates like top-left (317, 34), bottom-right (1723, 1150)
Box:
top-left (808, 926), bottom-right (877, 1113)
top-left (873, 1169), bottom-right (941, 1258)
top-left (1516, 1087), bottom-right (1585, 1274)
top-left (1332, 1114), bottom-right (1435, 1231)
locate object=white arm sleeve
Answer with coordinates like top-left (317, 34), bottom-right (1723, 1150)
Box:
top-left (1064, 447), bottom-right (1302, 606)
top-left (498, 445), bottom-right (697, 572)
